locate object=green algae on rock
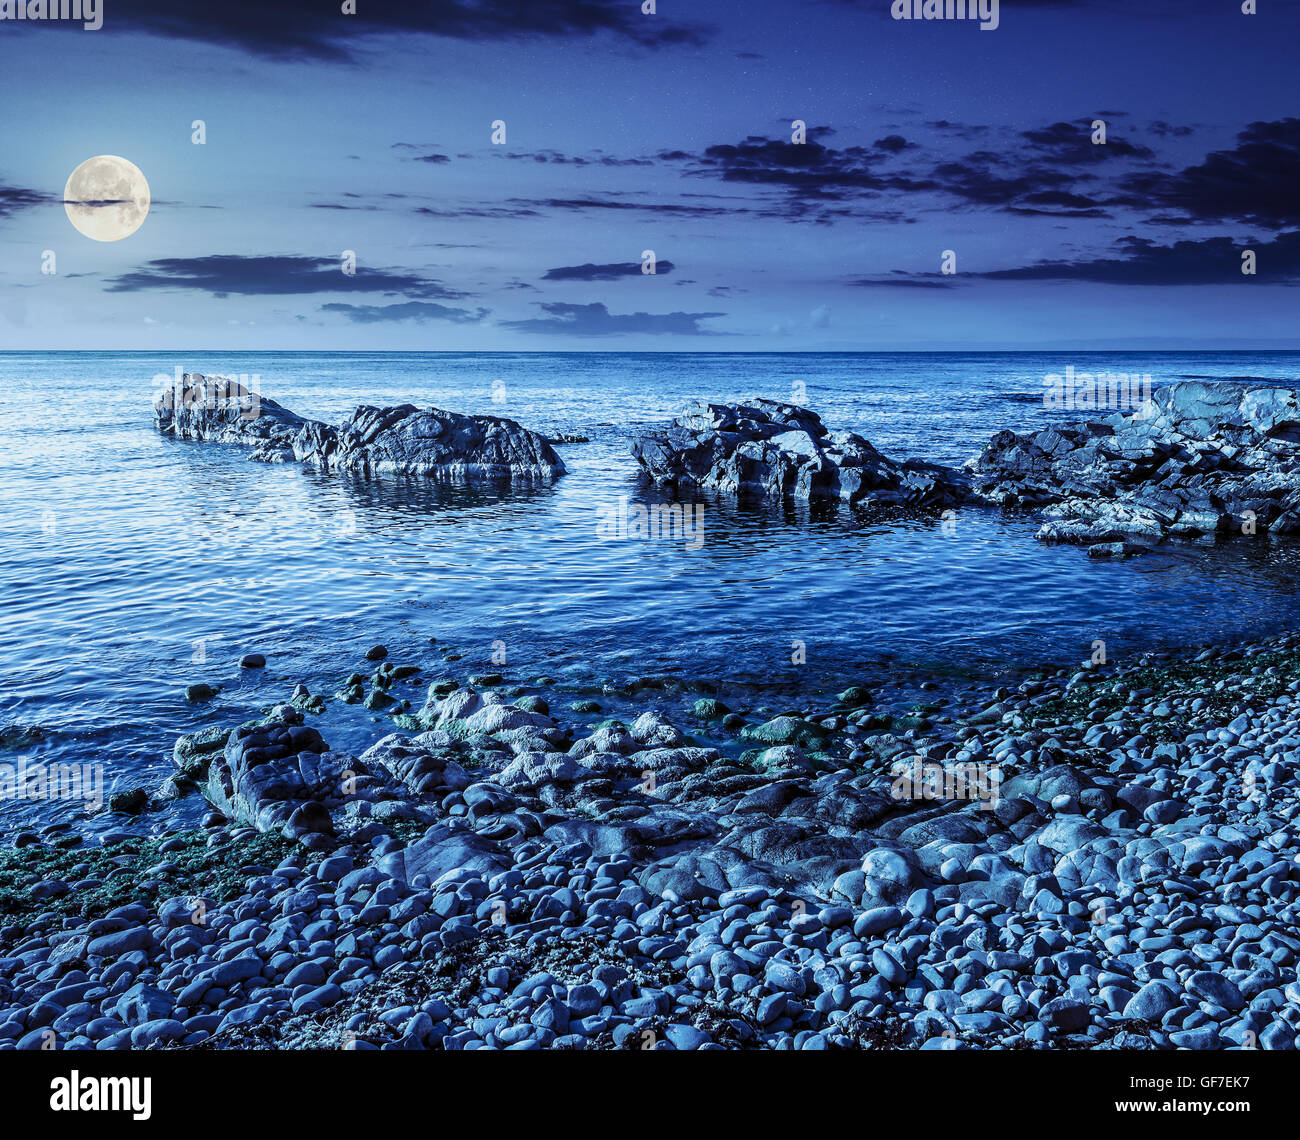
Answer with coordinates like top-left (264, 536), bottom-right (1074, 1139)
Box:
top-left (172, 725), bottom-right (232, 780)
top-left (0, 829), bottom-right (294, 922)
top-left (739, 715), bottom-right (828, 750)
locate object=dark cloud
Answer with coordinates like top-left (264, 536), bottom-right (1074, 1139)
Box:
top-left (909, 115), bottom-right (1299, 225)
top-left (665, 111), bottom-right (1253, 224)
top-left (320, 301), bottom-right (489, 323)
top-left (925, 156), bottom-right (1105, 216)
top-left (976, 232), bottom-right (1300, 286)
top-left (847, 273), bottom-right (959, 289)
top-left (918, 116), bottom-right (1187, 217)
top-left (504, 150), bottom-right (653, 167)
top-left (392, 144), bottom-right (453, 164)
top-left (0, 184), bottom-right (55, 219)
top-left (1149, 120), bottom-right (1196, 138)
top-left (1021, 121), bottom-right (1156, 163)
top-left (95, 0), bottom-right (710, 60)
top-left (1122, 118), bottom-right (1300, 228)
top-left (388, 113), bottom-right (1297, 238)
top-left (1011, 189), bottom-right (1109, 215)
top-left (665, 133), bottom-right (926, 201)
top-left (850, 231), bottom-right (1300, 289)
top-left (106, 255), bottom-right (468, 299)
top-left (926, 120), bottom-right (992, 141)
top-left (542, 261), bottom-right (675, 281)
top-left (515, 197), bottom-right (737, 218)
top-left (874, 135), bottom-right (913, 153)
top-left (415, 204), bottom-right (543, 220)
top-left (310, 191), bottom-right (410, 211)
top-left (501, 302), bottom-right (726, 336)
top-left (658, 124), bottom-right (1143, 220)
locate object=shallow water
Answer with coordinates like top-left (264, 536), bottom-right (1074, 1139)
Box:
top-left (3, 350), bottom-right (1300, 832)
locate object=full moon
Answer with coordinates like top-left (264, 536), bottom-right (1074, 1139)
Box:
top-left (64, 155), bottom-right (150, 242)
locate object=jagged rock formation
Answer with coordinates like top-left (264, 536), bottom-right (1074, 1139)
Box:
top-left (968, 381), bottom-right (1300, 549)
top-left (205, 713), bottom-right (403, 842)
top-left (155, 373), bottom-right (566, 481)
top-left (178, 688), bottom-right (899, 898)
top-left (631, 400), bottom-right (967, 509)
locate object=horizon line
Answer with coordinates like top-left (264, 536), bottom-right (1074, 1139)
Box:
top-left (4, 346), bottom-right (1300, 355)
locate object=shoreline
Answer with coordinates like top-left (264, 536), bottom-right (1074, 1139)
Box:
top-left (5, 377), bottom-right (1300, 1048)
top-left (13, 370), bottom-right (1300, 845)
top-left (3, 613), bottom-right (1273, 843)
top-left (3, 629), bottom-right (1298, 1050)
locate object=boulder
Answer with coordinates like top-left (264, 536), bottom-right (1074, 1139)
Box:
top-left (380, 825), bottom-right (510, 885)
top-left (968, 380), bottom-right (1300, 546)
top-left (155, 373), bottom-right (566, 481)
top-left (632, 399), bottom-right (967, 509)
top-left (204, 709), bottom-right (407, 842)
top-left (360, 733), bottom-right (473, 797)
top-left (154, 374), bottom-right (307, 459)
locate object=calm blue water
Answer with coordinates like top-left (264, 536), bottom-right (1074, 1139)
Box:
top-left (3, 350), bottom-right (1300, 832)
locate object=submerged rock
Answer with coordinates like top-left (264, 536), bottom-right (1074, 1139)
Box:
top-left (155, 373), bottom-right (566, 482)
top-left (108, 787), bottom-right (149, 815)
top-left (631, 400), bottom-right (967, 509)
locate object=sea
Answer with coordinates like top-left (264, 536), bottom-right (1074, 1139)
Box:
top-left (3, 350), bottom-right (1300, 834)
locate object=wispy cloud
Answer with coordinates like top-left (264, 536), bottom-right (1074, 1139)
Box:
top-left (501, 301), bottom-right (726, 336)
top-left (0, 183), bottom-right (55, 219)
top-left (98, 0), bottom-right (711, 61)
top-left (320, 301), bottom-right (490, 323)
top-left (106, 255), bottom-right (469, 299)
top-left (976, 232), bottom-right (1300, 286)
top-left (542, 261), bottom-right (676, 281)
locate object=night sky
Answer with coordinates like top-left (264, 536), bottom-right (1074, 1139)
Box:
top-left (1, 0), bottom-right (1296, 350)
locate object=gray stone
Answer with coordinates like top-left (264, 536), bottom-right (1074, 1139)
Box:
top-left (632, 400), bottom-right (967, 509)
top-left (1039, 997), bottom-right (1091, 1033)
top-left (156, 375), bottom-right (566, 481)
top-left (1187, 972), bottom-right (1245, 1011)
top-left (1122, 980), bottom-right (1181, 1022)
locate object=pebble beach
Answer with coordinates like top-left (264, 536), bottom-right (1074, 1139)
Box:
top-left (3, 626), bottom-right (1299, 1051)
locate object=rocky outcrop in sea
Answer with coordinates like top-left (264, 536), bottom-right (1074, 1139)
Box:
top-left (631, 400), bottom-right (967, 510)
top-left (155, 374), bottom-right (566, 481)
top-left (969, 380), bottom-right (1300, 552)
top-left (633, 383), bottom-right (1300, 556)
